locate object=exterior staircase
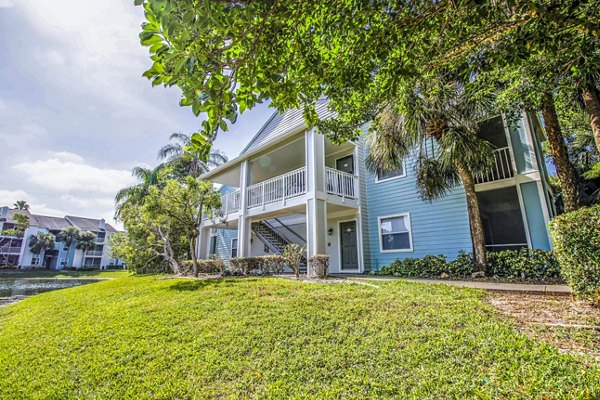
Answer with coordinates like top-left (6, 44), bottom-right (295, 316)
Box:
top-left (251, 220), bottom-right (307, 272)
top-left (252, 221), bottom-right (290, 254)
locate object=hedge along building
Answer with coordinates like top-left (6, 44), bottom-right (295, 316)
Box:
top-left (198, 100), bottom-right (554, 273)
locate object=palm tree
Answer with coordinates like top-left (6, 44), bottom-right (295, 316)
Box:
top-left (366, 73), bottom-right (495, 273)
top-left (114, 165), bottom-right (164, 218)
top-left (76, 231), bottom-right (97, 268)
top-left (29, 232), bottom-right (56, 268)
top-left (13, 200), bottom-right (30, 210)
top-left (58, 226), bottom-right (80, 264)
top-left (158, 132), bottom-right (228, 178)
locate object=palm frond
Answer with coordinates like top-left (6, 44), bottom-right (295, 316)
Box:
top-left (415, 156), bottom-right (461, 201)
top-left (365, 104), bottom-right (417, 174)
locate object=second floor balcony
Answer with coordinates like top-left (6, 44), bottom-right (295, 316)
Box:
top-left (202, 131), bottom-right (360, 224)
top-left (207, 165), bottom-right (359, 222)
top-left (475, 146), bottom-right (515, 184)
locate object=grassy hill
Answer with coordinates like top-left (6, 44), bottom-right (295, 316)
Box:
top-left (0, 275), bottom-right (597, 399)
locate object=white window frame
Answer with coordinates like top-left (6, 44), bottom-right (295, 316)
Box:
top-left (378, 213), bottom-right (413, 253)
top-left (374, 161), bottom-right (407, 183)
top-left (230, 238), bottom-right (238, 258)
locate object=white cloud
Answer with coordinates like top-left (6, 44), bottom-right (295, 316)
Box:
top-left (13, 151), bottom-right (135, 194)
top-left (0, 189), bottom-right (30, 204)
top-left (14, 0), bottom-right (177, 127)
top-left (0, 0), bottom-right (14, 8)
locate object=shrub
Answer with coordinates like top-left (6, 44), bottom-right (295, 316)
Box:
top-left (230, 257), bottom-right (261, 275)
top-left (283, 244), bottom-right (305, 277)
top-left (379, 255), bottom-right (448, 278)
top-left (378, 249), bottom-right (560, 282)
top-left (447, 251), bottom-right (474, 277)
top-left (308, 254), bottom-right (329, 278)
top-left (550, 205), bottom-right (600, 304)
top-left (256, 255), bottom-right (286, 275)
top-left (487, 249), bottom-right (560, 281)
top-left (181, 259), bottom-right (225, 275)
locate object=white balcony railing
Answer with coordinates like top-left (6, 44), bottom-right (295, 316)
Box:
top-left (85, 251), bottom-right (103, 257)
top-left (326, 167), bottom-right (358, 199)
top-left (0, 246), bottom-right (22, 254)
top-left (475, 146), bottom-right (515, 184)
top-left (247, 167), bottom-right (307, 209)
top-left (221, 190), bottom-right (241, 215)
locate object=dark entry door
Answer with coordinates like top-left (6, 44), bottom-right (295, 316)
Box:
top-left (340, 221), bottom-right (358, 270)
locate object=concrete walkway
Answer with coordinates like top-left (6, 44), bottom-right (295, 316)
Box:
top-left (339, 275), bottom-right (572, 294)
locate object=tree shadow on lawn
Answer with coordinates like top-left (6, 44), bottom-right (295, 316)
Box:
top-left (165, 277), bottom-right (264, 292)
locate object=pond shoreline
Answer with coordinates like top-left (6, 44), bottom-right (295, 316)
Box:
top-left (0, 278), bottom-right (106, 306)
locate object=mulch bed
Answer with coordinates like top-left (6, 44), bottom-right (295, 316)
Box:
top-left (488, 292), bottom-right (600, 361)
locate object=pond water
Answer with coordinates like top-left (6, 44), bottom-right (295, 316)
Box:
top-left (0, 279), bottom-right (101, 306)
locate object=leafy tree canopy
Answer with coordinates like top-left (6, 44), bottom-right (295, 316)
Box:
top-left (116, 176), bottom-right (221, 275)
top-left (135, 0), bottom-right (600, 154)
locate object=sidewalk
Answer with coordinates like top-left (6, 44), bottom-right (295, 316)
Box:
top-left (341, 275), bottom-right (571, 294)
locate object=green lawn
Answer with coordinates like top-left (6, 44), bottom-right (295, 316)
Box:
top-left (0, 276), bottom-right (597, 399)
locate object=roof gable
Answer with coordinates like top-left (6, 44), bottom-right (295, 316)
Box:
top-left (240, 99), bottom-right (333, 155)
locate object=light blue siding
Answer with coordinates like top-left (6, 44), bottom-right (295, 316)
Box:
top-left (366, 151), bottom-right (473, 271)
top-left (520, 182), bottom-right (551, 250)
top-left (214, 229), bottom-right (237, 261)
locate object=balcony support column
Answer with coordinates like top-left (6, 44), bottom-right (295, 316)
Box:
top-left (197, 226), bottom-right (210, 259)
top-left (238, 160), bottom-right (252, 257)
top-left (305, 128), bottom-right (327, 277)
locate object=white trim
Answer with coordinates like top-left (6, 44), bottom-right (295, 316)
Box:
top-left (337, 218), bottom-right (361, 272)
top-left (521, 111), bottom-right (541, 172)
top-left (501, 113), bottom-right (520, 174)
top-left (515, 184), bottom-right (533, 248)
top-left (374, 161), bottom-right (407, 183)
top-left (377, 213), bottom-right (414, 253)
top-left (536, 180), bottom-right (554, 249)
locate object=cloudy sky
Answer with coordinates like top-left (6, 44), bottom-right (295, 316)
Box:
top-left (0, 0), bottom-right (272, 228)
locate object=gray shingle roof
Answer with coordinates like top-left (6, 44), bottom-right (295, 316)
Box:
top-left (65, 215), bottom-right (117, 233)
top-left (3, 209), bottom-right (37, 225)
top-left (30, 214), bottom-right (72, 231)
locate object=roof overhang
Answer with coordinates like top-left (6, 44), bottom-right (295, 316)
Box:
top-left (200, 125), bottom-right (307, 182)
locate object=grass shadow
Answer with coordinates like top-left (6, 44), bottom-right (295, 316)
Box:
top-left (165, 276), bottom-right (264, 292)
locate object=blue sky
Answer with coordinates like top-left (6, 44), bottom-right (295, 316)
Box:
top-left (0, 0), bottom-right (272, 227)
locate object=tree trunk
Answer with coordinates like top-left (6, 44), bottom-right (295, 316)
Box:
top-left (456, 162), bottom-right (488, 273)
top-left (540, 92), bottom-right (581, 212)
top-left (190, 238), bottom-right (199, 277)
top-left (582, 84), bottom-right (600, 152)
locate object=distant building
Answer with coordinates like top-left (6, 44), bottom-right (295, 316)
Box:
top-left (0, 207), bottom-right (123, 270)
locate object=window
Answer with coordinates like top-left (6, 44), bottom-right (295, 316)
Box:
top-left (231, 238), bottom-right (238, 258)
top-left (31, 257), bottom-right (39, 266)
top-left (335, 155), bottom-right (355, 174)
top-left (378, 214), bottom-right (412, 252)
top-left (375, 163), bottom-right (405, 182)
top-left (96, 232), bottom-right (106, 242)
top-left (60, 258), bottom-right (66, 266)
